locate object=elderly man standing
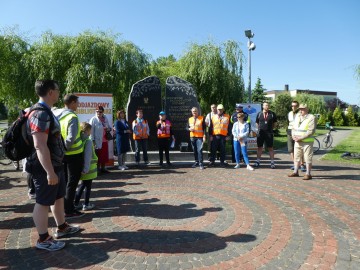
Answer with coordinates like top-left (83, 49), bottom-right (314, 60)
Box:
top-left (288, 104), bottom-right (317, 180)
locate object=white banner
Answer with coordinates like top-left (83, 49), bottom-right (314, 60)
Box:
top-left (237, 103), bottom-right (262, 151)
top-left (76, 93), bottom-right (114, 164)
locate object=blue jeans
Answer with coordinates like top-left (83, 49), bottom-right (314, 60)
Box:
top-left (233, 140), bottom-right (250, 165)
top-left (134, 139), bottom-right (148, 162)
top-left (211, 135), bottom-right (226, 163)
top-left (190, 137), bottom-right (203, 164)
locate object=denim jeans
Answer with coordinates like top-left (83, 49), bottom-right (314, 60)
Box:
top-left (134, 139), bottom-right (148, 162)
top-left (190, 137), bottom-right (203, 164)
top-left (233, 140), bottom-right (250, 165)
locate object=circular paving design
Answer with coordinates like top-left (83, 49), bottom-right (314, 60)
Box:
top-left (1, 156), bottom-right (360, 269)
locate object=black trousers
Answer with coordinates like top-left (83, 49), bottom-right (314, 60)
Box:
top-left (75, 180), bottom-right (93, 206)
top-left (63, 153), bottom-right (83, 214)
top-left (158, 138), bottom-right (170, 164)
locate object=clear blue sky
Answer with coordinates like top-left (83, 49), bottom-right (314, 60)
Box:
top-left (1, 0), bottom-right (359, 105)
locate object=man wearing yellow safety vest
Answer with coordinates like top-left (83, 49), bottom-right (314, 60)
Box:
top-left (287, 101), bottom-right (306, 172)
top-left (188, 107), bottom-right (206, 170)
top-left (208, 104), bottom-right (231, 167)
top-left (288, 104), bottom-right (317, 180)
top-left (57, 94), bottom-right (85, 218)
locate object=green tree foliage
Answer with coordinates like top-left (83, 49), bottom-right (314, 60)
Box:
top-left (251, 77), bottom-right (267, 103)
top-left (332, 107), bottom-right (344, 126)
top-left (178, 40), bottom-right (245, 113)
top-left (23, 31), bottom-right (150, 111)
top-left (296, 93), bottom-right (326, 114)
top-left (0, 29), bottom-right (34, 111)
top-left (345, 106), bottom-right (358, 126)
top-left (317, 113), bottom-right (327, 126)
top-left (271, 92), bottom-right (293, 128)
top-left (149, 55), bottom-right (180, 93)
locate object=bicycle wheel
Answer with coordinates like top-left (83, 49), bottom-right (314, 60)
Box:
top-left (313, 138), bottom-right (320, 154)
top-left (322, 135), bottom-right (333, 149)
top-left (0, 144), bottom-right (12, 166)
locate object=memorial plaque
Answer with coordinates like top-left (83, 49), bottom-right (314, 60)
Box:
top-left (126, 76), bottom-right (162, 151)
top-left (165, 76), bottom-right (201, 150)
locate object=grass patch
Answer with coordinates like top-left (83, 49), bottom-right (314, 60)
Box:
top-left (321, 127), bottom-right (360, 164)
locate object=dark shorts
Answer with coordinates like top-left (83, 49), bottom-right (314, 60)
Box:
top-left (287, 133), bottom-right (295, 153)
top-left (257, 130), bottom-right (274, 148)
top-left (33, 166), bottom-right (66, 206)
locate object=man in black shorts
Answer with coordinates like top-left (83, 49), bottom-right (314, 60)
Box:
top-left (26, 80), bottom-right (80, 251)
top-left (254, 102), bottom-right (277, 169)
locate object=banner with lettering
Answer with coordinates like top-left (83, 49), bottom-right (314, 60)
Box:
top-left (236, 103), bottom-right (262, 151)
top-left (76, 93), bottom-right (114, 164)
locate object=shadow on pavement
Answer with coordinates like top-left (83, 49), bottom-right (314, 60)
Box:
top-left (1, 230), bottom-right (257, 269)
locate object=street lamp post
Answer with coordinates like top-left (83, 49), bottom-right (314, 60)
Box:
top-left (245, 30), bottom-right (256, 103)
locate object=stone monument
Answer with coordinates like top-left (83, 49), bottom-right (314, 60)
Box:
top-left (165, 76), bottom-right (201, 151)
top-left (126, 76), bottom-right (162, 151)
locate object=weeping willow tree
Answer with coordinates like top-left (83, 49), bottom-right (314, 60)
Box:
top-left (177, 40), bottom-right (245, 113)
top-left (22, 31), bottom-right (150, 111)
top-left (0, 29), bottom-right (34, 115)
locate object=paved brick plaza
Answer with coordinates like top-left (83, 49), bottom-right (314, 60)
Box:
top-left (0, 152), bottom-right (360, 270)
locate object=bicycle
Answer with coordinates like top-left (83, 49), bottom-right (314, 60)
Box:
top-left (0, 127), bottom-right (21, 169)
top-left (323, 125), bottom-right (336, 149)
top-left (0, 128), bottom-right (12, 166)
top-left (313, 137), bottom-right (320, 154)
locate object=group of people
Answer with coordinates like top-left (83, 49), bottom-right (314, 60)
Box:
top-left (24, 79), bottom-right (317, 252)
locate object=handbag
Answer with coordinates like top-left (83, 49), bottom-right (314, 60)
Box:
top-left (105, 130), bottom-right (113, 140)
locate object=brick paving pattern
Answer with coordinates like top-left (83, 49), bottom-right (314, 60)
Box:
top-left (0, 152), bottom-right (360, 269)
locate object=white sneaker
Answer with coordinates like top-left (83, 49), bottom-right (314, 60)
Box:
top-left (234, 164), bottom-right (240, 169)
top-left (247, 165), bottom-right (254, 171)
top-left (82, 204), bottom-right (95, 211)
top-left (118, 165), bottom-right (124, 170)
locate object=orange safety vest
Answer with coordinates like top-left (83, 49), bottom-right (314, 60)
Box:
top-left (211, 114), bottom-right (230, 136)
top-left (156, 120), bottom-right (171, 138)
top-left (188, 116), bottom-right (204, 138)
top-left (132, 119), bottom-right (149, 140)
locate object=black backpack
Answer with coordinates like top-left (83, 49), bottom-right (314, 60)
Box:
top-left (2, 105), bottom-right (53, 161)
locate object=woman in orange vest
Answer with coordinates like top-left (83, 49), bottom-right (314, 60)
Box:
top-left (188, 107), bottom-right (206, 170)
top-left (156, 111), bottom-right (174, 166)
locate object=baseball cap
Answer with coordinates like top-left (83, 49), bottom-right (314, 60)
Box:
top-left (159, 111), bottom-right (166, 115)
top-left (235, 103), bottom-right (243, 109)
top-left (217, 104), bottom-right (224, 110)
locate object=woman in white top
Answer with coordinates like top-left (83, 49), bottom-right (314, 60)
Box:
top-left (89, 106), bottom-right (112, 173)
top-left (232, 113), bottom-right (254, 170)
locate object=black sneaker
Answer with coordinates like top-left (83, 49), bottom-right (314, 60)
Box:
top-left (65, 210), bottom-right (85, 219)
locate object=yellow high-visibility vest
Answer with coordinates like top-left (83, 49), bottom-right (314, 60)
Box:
top-left (211, 114), bottom-right (230, 136)
top-left (188, 116), bottom-right (204, 138)
top-left (80, 138), bottom-right (98, 181)
top-left (293, 115), bottom-right (315, 143)
top-left (59, 112), bottom-right (83, 155)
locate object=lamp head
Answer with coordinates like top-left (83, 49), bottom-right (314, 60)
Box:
top-left (248, 41), bottom-right (256, 50)
top-left (245, 30), bottom-right (254, 38)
